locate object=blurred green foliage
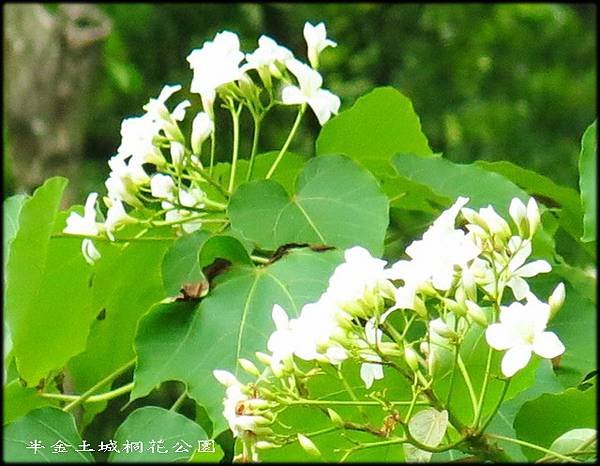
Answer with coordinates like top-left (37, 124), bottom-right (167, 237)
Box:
top-left (77, 3), bottom-right (596, 199)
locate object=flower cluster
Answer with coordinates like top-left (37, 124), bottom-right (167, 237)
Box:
top-left (63, 22), bottom-right (340, 264)
top-left (213, 196), bottom-right (567, 452)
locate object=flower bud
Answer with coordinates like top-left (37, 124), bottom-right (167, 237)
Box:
top-left (404, 346), bottom-right (419, 371)
top-left (297, 434), bottom-right (321, 457)
top-left (170, 141), bottom-right (185, 167)
top-left (548, 283), bottom-right (566, 320)
top-left (443, 298), bottom-right (466, 317)
top-left (191, 112), bottom-right (214, 155)
top-left (327, 408), bottom-right (344, 428)
top-left (413, 296), bottom-right (428, 319)
top-left (527, 197), bottom-right (541, 238)
top-left (479, 206), bottom-right (512, 239)
top-left (213, 370), bottom-right (239, 387)
top-left (509, 197), bottom-right (529, 237)
top-left (255, 352), bottom-right (272, 366)
top-left (465, 300), bottom-right (488, 326)
top-left (238, 358), bottom-right (261, 377)
top-left (429, 318), bottom-right (456, 339)
top-left (256, 441), bottom-right (280, 450)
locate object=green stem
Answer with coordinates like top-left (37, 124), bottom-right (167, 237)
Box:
top-left (477, 378), bottom-right (511, 434)
top-left (170, 391), bottom-right (187, 412)
top-left (246, 115), bottom-right (262, 181)
top-left (457, 354), bottom-right (479, 419)
top-left (485, 433), bottom-right (579, 463)
top-left (285, 399), bottom-right (427, 407)
top-left (209, 132), bottom-right (216, 176)
top-left (53, 234), bottom-right (174, 243)
top-left (339, 437), bottom-right (407, 462)
top-left (473, 345), bottom-right (494, 428)
top-left (250, 254), bottom-right (270, 265)
top-left (151, 215), bottom-right (227, 228)
top-left (265, 104), bottom-right (305, 179)
top-left (40, 382), bottom-right (134, 404)
top-left (228, 105), bottom-right (242, 193)
top-left (62, 359), bottom-right (135, 412)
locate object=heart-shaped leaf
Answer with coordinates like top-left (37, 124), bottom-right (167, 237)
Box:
top-left (229, 155), bottom-right (389, 255)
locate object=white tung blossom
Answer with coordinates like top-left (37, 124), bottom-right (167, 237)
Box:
top-left (64, 193), bottom-right (102, 265)
top-left (303, 21), bottom-right (337, 68)
top-left (281, 59), bottom-right (340, 125)
top-left (243, 35), bottom-right (293, 74)
top-left (187, 31), bottom-right (245, 114)
top-left (503, 236), bottom-right (551, 300)
top-left (359, 318), bottom-right (385, 389)
top-left (485, 293), bottom-right (565, 377)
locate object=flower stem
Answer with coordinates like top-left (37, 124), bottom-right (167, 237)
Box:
top-left (62, 359), bottom-right (135, 412)
top-left (265, 104), bottom-right (306, 179)
top-left (170, 391), bottom-right (187, 412)
top-left (40, 382), bottom-right (134, 404)
top-left (250, 254), bottom-right (270, 265)
top-left (228, 105), bottom-right (242, 194)
top-left (209, 132), bottom-right (216, 176)
top-left (246, 114), bottom-right (262, 181)
top-left (473, 345), bottom-right (494, 428)
top-left (457, 354), bottom-right (479, 419)
top-left (285, 399), bottom-right (427, 407)
top-left (485, 433), bottom-right (579, 463)
top-left (53, 233), bottom-right (175, 243)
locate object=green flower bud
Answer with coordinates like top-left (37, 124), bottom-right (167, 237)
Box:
top-left (465, 300), bottom-right (488, 326)
top-left (297, 434), bottom-right (321, 457)
top-left (404, 346), bottom-right (419, 371)
top-left (255, 352), bottom-right (272, 366)
top-left (327, 408), bottom-right (344, 427)
top-left (256, 441), bottom-right (280, 450)
top-left (239, 358), bottom-right (261, 377)
top-left (548, 282), bottom-right (566, 320)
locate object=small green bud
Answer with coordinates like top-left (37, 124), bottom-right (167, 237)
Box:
top-left (255, 352), bottom-right (272, 366)
top-left (429, 318), bottom-right (456, 339)
top-left (239, 358), bottom-right (261, 377)
top-left (404, 346), bottom-right (419, 371)
top-left (327, 408), bottom-right (344, 427)
top-left (414, 296), bottom-right (428, 319)
top-left (256, 441), bottom-right (280, 450)
top-left (443, 298), bottom-right (466, 317)
top-left (297, 434), bottom-right (321, 457)
top-left (465, 300), bottom-right (488, 326)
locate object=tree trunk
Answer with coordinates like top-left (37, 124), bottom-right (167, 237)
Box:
top-left (4, 3), bottom-right (111, 204)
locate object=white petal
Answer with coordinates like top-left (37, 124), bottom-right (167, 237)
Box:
top-left (308, 90), bottom-right (340, 125)
top-left (507, 276), bottom-right (529, 301)
top-left (509, 198), bottom-right (527, 228)
top-left (360, 362), bottom-right (382, 389)
top-left (81, 239), bottom-right (101, 265)
top-left (532, 332), bottom-right (565, 359)
top-left (509, 240), bottom-right (532, 272)
top-left (281, 85), bottom-right (306, 105)
top-left (527, 198), bottom-right (540, 235)
top-left (516, 260), bottom-right (552, 278)
top-left (501, 345), bottom-right (532, 377)
top-left (271, 304), bottom-right (289, 330)
top-left (485, 323), bottom-right (516, 350)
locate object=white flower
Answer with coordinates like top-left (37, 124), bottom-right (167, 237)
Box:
top-left (281, 59), bottom-right (340, 125)
top-left (485, 294), bottom-right (565, 377)
top-left (187, 31), bottom-right (245, 115)
top-left (359, 318), bottom-right (384, 388)
top-left (267, 304), bottom-right (296, 373)
top-left (509, 197), bottom-right (541, 239)
top-left (390, 197), bottom-right (480, 292)
top-left (323, 246), bottom-right (392, 315)
top-left (303, 22), bottom-right (337, 68)
top-left (150, 174), bottom-right (176, 200)
top-left (243, 35), bottom-right (293, 73)
top-left (178, 185), bottom-right (205, 209)
top-left (104, 198), bottom-right (136, 241)
top-left (64, 192), bottom-right (100, 237)
top-left (504, 236), bottom-right (551, 300)
top-left (191, 112), bottom-right (214, 155)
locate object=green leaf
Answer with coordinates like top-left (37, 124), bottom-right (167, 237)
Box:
top-left (67, 235), bottom-right (173, 425)
top-left (546, 282), bottom-right (596, 388)
top-left (513, 384), bottom-right (596, 460)
top-left (211, 151), bottom-right (308, 196)
top-left (3, 193), bottom-right (27, 271)
top-left (579, 121), bottom-right (597, 242)
top-left (3, 407), bottom-right (93, 462)
top-left (391, 154), bottom-right (529, 215)
top-left (229, 155), bottom-right (389, 255)
top-left (404, 408), bottom-right (448, 462)
top-left (198, 235), bottom-right (252, 268)
top-left (109, 406), bottom-right (210, 463)
top-left (5, 177), bottom-right (96, 385)
top-left (317, 87), bottom-right (433, 175)
top-left (162, 230), bottom-right (210, 296)
top-left (546, 428), bottom-right (596, 462)
top-left (132, 248), bottom-right (343, 434)
top-left (3, 379), bottom-right (59, 425)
